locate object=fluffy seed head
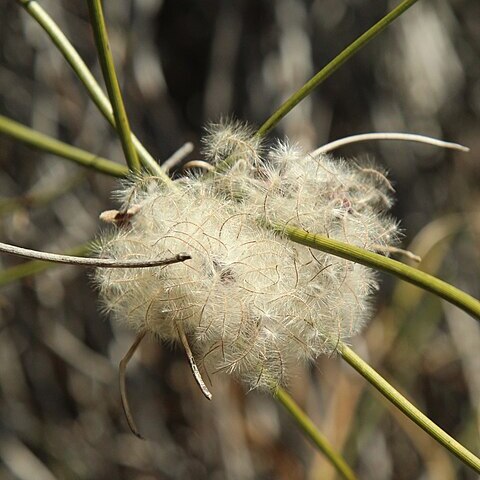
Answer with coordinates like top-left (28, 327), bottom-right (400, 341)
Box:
top-left (202, 118), bottom-right (263, 166)
top-left (95, 121), bottom-right (398, 391)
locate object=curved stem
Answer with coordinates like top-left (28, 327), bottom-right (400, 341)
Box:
top-left (87, 0), bottom-right (140, 173)
top-left (0, 244), bottom-right (90, 287)
top-left (339, 343), bottom-right (480, 473)
top-left (0, 241), bottom-right (190, 268)
top-left (312, 133), bottom-right (469, 156)
top-left (275, 387), bottom-right (357, 480)
top-left (256, 0), bottom-right (419, 137)
top-left (272, 223), bottom-right (480, 320)
top-left (16, 0), bottom-right (168, 180)
top-left (176, 322), bottom-right (212, 400)
top-left (0, 114), bottom-right (128, 177)
top-left (119, 331), bottom-right (147, 439)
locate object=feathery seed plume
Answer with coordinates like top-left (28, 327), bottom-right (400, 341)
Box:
top-left (95, 121), bottom-right (398, 390)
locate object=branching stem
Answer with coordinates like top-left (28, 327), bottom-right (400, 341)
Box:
top-left (16, 0), bottom-right (168, 179)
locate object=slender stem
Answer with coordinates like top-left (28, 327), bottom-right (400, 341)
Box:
top-left (162, 142), bottom-right (195, 173)
top-left (272, 223), bottom-right (480, 320)
top-left (176, 322), bottom-right (212, 400)
top-left (119, 331), bottom-right (147, 439)
top-left (312, 133), bottom-right (469, 156)
top-left (211, 160), bottom-right (479, 324)
top-left (87, 0), bottom-right (140, 173)
top-left (16, 0), bottom-right (168, 179)
top-left (275, 387), bottom-right (357, 480)
top-left (371, 244), bottom-right (421, 263)
top-left (256, 0), bottom-right (419, 137)
top-left (0, 245), bottom-right (90, 287)
top-left (0, 114), bottom-right (128, 177)
top-left (339, 343), bottom-right (480, 473)
top-left (0, 241), bottom-right (190, 269)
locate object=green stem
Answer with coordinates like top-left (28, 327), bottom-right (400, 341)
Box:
top-left (87, 0), bottom-right (140, 173)
top-left (16, 0), bottom-right (168, 179)
top-left (0, 244), bottom-right (90, 288)
top-left (0, 114), bottom-right (128, 177)
top-left (275, 223), bottom-right (480, 320)
top-left (256, 0), bottom-right (419, 137)
top-left (339, 343), bottom-right (480, 473)
top-left (275, 387), bottom-right (357, 480)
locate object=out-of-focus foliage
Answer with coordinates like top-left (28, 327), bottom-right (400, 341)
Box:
top-left (0, 0), bottom-right (479, 478)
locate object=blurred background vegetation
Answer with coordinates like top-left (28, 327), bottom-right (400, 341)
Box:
top-left (0, 0), bottom-right (479, 478)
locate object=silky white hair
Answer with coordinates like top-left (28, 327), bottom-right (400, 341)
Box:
top-left (95, 121), bottom-right (398, 390)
